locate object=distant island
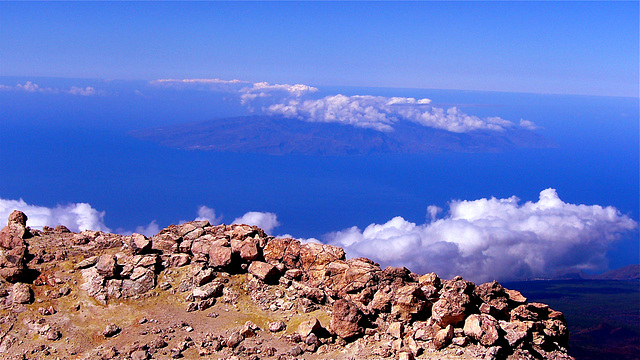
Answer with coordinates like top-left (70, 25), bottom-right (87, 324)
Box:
top-left (130, 115), bottom-right (554, 155)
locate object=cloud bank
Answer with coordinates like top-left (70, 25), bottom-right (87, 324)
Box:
top-left (324, 189), bottom-right (637, 282)
top-left (1, 192), bottom-right (635, 281)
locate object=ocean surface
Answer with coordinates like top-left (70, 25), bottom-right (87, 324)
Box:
top-left (1, 78), bottom-right (638, 269)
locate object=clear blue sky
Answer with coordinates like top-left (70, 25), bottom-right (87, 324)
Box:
top-left (1, 1), bottom-right (638, 97)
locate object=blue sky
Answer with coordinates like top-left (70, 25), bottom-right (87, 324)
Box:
top-left (1, 1), bottom-right (638, 97)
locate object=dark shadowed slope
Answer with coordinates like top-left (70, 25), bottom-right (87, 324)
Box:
top-left (130, 116), bottom-right (553, 155)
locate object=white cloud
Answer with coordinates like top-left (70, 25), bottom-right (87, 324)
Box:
top-left (519, 119), bottom-right (539, 130)
top-left (134, 220), bottom-right (160, 237)
top-left (0, 198), bottom-right (110, 233)
top-left (232, 211), bottom-right (280, 234)
top-left (66, 86), bottom-right (99, 96)
top-left (146, 78), bottom-right (538, 133)
top-left (324, 189), bottom-right (637, 282)
top-left (0, 82), bottom-right (101, 96)
top-left (195, 205), bottom-right (223, 225)
top-left (149, 78), bottom-right (249, 92)
top-left (262, 93), bottom-right (522, 133)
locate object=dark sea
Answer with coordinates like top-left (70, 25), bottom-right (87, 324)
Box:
top-left (1, 78), bottom-right (638, 269)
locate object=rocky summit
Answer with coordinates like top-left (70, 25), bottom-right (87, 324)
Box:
top-left (0, 210), bottom-right (573, 360)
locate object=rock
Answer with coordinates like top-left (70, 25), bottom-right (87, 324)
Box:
top-left (248, 261), bottom-right (279, 283)
top-left (45, 328), bottom-right (62, 341)
top-left (297, 318), bottom-right (322, 338)
top-left (131, 350), bottom-right (149, 360)
top-left (239, 240), bottom-right (259, 261)
top-left (54, 225), bottom-right (71, 233)
top-left (463, 314), bottom-right (500, 346)
top-left (505, 289), bottom-right (527, 305)
top-left (191, 283), bottom-right (223, 300)
top-left (151, 229), bottom-right (182, 253)
top-left (268, 321), bottom-right (286, 332)
top-left (431, 298), bottom-right (466, 327)
top-left (0, 246), bottom-right (27, 282)
top-left (241, 321), bottom-right (259, 338)
top-left (330, 299), bottom-right (362, 339)
top-left (284, 268), bottom-right (303, 280)
top-left (499, 320), bottom-right (531, 347)
top-left (391, 284), bottom-right (428, 322)
top-left (11, 282), bottom-right (32, 304)
top-left (226, 332), bottom-right (244, 348)
top-left (299, 242), bottom-right (345, 283)
top-left (95, 254), bottom-right (117, 278)
top-left (388, 322), bottom-right (404, 338)
top-left (432, 324), bottom-right (454, 350)
top-left (291, 280), bottom-right (325, 303)
top-left (168, 254), bottom-right (190, 268)
top-left (289, 345), bottom-right (304, 356)
top-left (130, 233), bottom-right (151, 254)
top-left (8, 210), bottom-right (27, 226)
top-left (398, 350), bottom-right (415, 360)
top-left (208, 245), bottom-right (232, 268)
top-left (102, 323), bottom-right (121, 337)
top-left (75, 255), bottom-right (99, 269)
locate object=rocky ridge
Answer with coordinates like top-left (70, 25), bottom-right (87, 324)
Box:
top-left (0, 210), bottom-right (573, 359)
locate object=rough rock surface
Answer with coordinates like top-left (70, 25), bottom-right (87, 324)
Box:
top-left (0, 211), bottom-right (574, 360)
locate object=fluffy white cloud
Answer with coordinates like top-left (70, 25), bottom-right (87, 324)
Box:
top-left (324, 189), bottom-right (637, 282)
top-left (232, 211), bottom-right (280, 234)
top-left (146, 78), bottom-right (538, 133)
top-left (0, 198), bottom-right (110, 232)
top-left (264, 94), bottom-right (524, 133)
top-left (194, 205), bottom-right (223, 225)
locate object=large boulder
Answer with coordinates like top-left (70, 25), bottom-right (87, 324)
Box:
top-left (463, 314), bottom-right (501, 346)
top-left (391, 284), bottom-right (429, 322)
top-left (299, 243), bottom-right (345, 284)
top-left (208, 245), bottom-right (232, 268)
top-left (248, 261), bottom-right (279, 283)
top-left (329, 299), bottom-right (362, 339)
top-left (95, 254), bottom-right (117, 278)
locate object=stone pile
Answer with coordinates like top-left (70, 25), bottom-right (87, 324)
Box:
top-left (0, 211), bottom-right (573, 359)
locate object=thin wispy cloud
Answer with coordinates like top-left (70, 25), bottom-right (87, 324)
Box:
top-left (0, 82), bottom-right (102, 96)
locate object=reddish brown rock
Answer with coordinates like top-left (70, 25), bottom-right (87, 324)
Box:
top-left (463, 314), bottom-right (500, 346)
top-left (95, 254), bottom-right (117, 278)
top-left (0, 245), bottom-right (27, 282)
top-left (431, 297), bottom-right (466, 327)
top-left (330, 299), bottom-right (362, 339)
top-left (248, 261), bottom-right (279, 282)
top-left (391, 284), bottom-right (428, 322)
top-left (499, 320), bottom-right (532, 347)
top-left (239, 240), bottom-right (259, 261)
top-left (208, 245), bottom-right (232, 268)
top-left (297, 318), bottom-right (322, 337)
top-left (432, 324), bottom-right (454, 350)
top-left (369, 285), bottom-right (393, 313)
top-left (299, 242), bottom-right (345, 284)
top-left (505, 288), bottom-right (527, 306)
top-left (129, 233), bottom-right (151, 254)
top-left (151, 230), bottom-right (181, 253)
top-left (8, 210), bottom-right (27, 226)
